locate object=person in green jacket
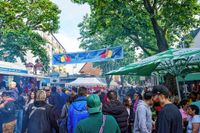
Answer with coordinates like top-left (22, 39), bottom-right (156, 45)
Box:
top-left (75, 94), bottom-right (120, 133)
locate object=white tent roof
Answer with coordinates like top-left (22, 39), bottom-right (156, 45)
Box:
top-left (98, 78), bottom-right (119, 87)
top-left (110, 80), bottom-right (119, 86)
top-left (66, 77), bottom-right (107, 86)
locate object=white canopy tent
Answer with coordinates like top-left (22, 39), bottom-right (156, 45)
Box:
top-left (98, 78), bottom-right (119, 87)
top-left (66, 77), bottom-right (107, 86)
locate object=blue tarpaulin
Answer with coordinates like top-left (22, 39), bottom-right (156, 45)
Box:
top-left (53, 46), bottom-right (123, 65)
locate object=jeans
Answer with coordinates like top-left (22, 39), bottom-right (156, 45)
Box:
top-left (0, 122), bottom-right (2, 133)
top-left (14, 110), bottom-right (23, 133)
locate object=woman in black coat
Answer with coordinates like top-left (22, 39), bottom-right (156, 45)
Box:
top-left (124, 96), bottom-right (134, 133)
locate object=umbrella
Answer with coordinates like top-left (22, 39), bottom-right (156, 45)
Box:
top-left (106, 48), bottom-right (200, 99)
top-left (107, 49), bottom-right (176, 75)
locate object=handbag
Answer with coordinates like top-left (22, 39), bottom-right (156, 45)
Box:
top-left (99, 115), bottom-right (106, 133)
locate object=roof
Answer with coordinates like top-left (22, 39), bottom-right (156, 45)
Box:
top-left (181, 28), bottom-right (200, 41)
top-left (79, 63), bottom-right (102, 76)
top-left (66, 77), bottom-right (106, 86)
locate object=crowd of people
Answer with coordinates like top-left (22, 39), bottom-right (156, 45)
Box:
top-left (0, 81), bottom-right (200, 133)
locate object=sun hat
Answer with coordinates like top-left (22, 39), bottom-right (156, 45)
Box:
top-left (87, 94), bottom-right (101, 114)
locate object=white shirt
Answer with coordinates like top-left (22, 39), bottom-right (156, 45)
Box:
top-left (187, 115), bottom-right (200, 133)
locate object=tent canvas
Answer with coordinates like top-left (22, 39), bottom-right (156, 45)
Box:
top-left (98, 78), bottom-right (119, 87)
top-left (107, 48), bottom-right (200, 100)
top-left (66, 77), bottom-right (107, 86)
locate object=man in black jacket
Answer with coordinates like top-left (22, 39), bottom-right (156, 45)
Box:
top-left (22, 90), bottom-right (59, 133)
top-left (45, 86), bottom-right (62, 120)
top-left (102, 90), bottom-right (128, 133)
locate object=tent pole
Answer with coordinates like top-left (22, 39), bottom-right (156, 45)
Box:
top-left (156, 75), bottom-right (159, 85)
top-left (175, 76), bottom-right (181, 101)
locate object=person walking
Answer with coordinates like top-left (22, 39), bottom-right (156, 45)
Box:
top-left (22, 90), bottom-right (59, 133)
top-left (133, 92), bottom-right (142, 113)
top-left (123, 96), bottom-right (134, 133)
top-left (68, 87), bottom-right (78, 104)
top-left (57, 86), bottom-right (68, 109)
top-left (152, 85), bottom-right (183, 133)
top-left (50, 86), bottom-right (63, 112)
top-left (134, 91), bottom-right (154, 133)
top-left (0, 91), bottom-right (16, 133)
top-left (67, 87), bottom-right (89, 133)
top-left (75, 94), bottom-right (120, 133)
top-left (179, 99), bottom-right (190, 132)
top-left (14, 91), bottom-right (26, 133)
top-left (25, 91), bottom-right (36, 110)
top-left (187, 105), bottom-right (200, 133)
top-left (102, 90), bottom-right (128, 133)
top-left (8, 81), bottom-right (18, 101)
top-left (44, 86), bottom-right (61, 120)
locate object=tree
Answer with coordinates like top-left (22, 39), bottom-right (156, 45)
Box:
top-left (73, 0), bottom-right (200, 53)
top-left (73, 0), bottom-right (200, 88)
top-left (78, 15), bottom-right (138, 85)
top-left (0, 0), bottom-right (61, 71)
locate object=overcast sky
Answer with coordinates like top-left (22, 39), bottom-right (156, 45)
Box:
top-left (52, 0), bottom-right (90, 73)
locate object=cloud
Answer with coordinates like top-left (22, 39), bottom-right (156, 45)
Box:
top-left (52, 0), bottom-right (90, 38)
top-left (51, 0), bottom-right (90, 74)
top-left (54, 31), bottom-right (83, 52)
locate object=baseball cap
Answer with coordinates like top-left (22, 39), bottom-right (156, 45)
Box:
top-left (87, 94), bottom-right (101, 114)
top-left (152, 85), bottom-right (170, 97)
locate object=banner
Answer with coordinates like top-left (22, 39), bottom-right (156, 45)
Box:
top-left (53, 46), bottom-right (123, 65)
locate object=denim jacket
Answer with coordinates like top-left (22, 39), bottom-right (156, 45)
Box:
top-left (133, 100), bottom-right (152, 133)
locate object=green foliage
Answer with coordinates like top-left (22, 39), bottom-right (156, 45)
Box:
top-left (181, 34), bottom-right (194, 48)
top-left (73, 0), bottom-right (200, 76)
top-left (0, 0), bottom-right (61, 71)
top-left (74, 0), bottom-right (200, 51)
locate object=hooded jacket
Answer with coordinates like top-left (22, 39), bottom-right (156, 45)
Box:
top-left (22, 101), bottom-right (59, 133)
top-left (133, 100), bottom-right (152, 133)
top-left (67, 96), bottom-right (89, 133)
top-left (102, 100), bottom-right (128, 133)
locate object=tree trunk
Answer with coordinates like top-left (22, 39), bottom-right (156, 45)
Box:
top-left (164, 74), bottom-right (177, 96)
top-left (143, 0), bottom-right (169, 52)
top-left (150, 17), bottom-right (169, 52)
top-left (120, 75), bottom-right (124, 89)
top-left (106, 75), bottom-right (113, 88)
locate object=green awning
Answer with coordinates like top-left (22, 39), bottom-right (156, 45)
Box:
top-left (106, 48), bottom-right (200, 76)
top-left (178, 73), bottom-right (200, 81)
